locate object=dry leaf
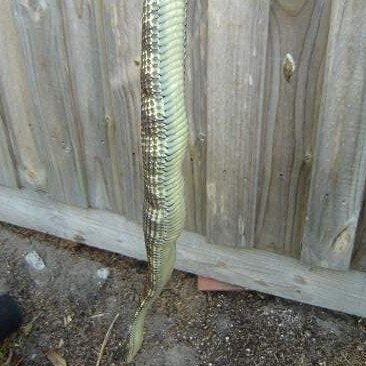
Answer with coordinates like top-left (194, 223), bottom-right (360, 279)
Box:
top-left (46, 350), bottom-right (67, 366)
top-left (22, 314), bottom-right (41, 336)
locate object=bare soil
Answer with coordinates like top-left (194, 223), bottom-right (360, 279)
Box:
top-left (0, 223), bottom-right (365, 366)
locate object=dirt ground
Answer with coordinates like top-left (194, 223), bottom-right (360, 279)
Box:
top-left (0, 222), bottom-right (365, 366)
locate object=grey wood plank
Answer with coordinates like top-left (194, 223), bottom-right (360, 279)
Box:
top-left (0, 1), bottom-right (46, 190)
top-left (98, 0), bottom-right (144, 222)
top-left (98, 0), bottom-right (207, 228)
top-left (255, 0), bottom-right (331, 257)
top-left (301, 0), bottom-right (366, 270)
top-left (12, 0), bottom-right (88, 207)
top-left (0, 110), bottom-right (18, 188)
top-left (60, 0), bottom-right (118, 212)
top-left (352, 196), bottom-right (366, 272)
top-left (206, 0), bottom-right (271, 247)
top-left (0, 185), bottom-right (365, 317)
top-left (184, 0), bottom-right (208, 234)
top-left (91, 0), bottom-right (126, 215)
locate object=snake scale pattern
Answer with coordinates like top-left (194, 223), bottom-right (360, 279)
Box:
top-left (124, 0), bottom-right (188, 362)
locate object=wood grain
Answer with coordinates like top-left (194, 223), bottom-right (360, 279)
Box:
top-left (12, 0), bottom-right (88, 206)
top-left (301, 0), bottom-right (366, 270)
top-left (59, 0), bottom-right (118, 212)
top-left (1, 185), bottom-right (365, 317)
top-left (0, 0), bottom-right (366, 316)
top-left (0, 1), bottom-right (45, 190)
top-left (0, 112), bottom-right (18, 188)
top-left (98, 0), bottom-right (144, 222)
top-left (255, 0), bottom-right (331, 257)
top-left (206, 0), bottom-right (271, 248)
top-left (352, 195), bottom-right (366, 272)
top-left (184, 0), bottom-right (208, 234)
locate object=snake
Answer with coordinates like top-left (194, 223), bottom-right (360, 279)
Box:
top-left (123, 0), bottom-right (188, 362)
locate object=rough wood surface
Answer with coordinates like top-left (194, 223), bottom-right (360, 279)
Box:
top-left (0, 0), bottom-right (366, 315)
top-left (184, 0), bottom-right (208, 234)
top-left (301, 0), bottom-right (366, 271)
top-left (60, 0), bottom-right (115, 212)
top-left (353, 197), bottom-right (366, 272)
top-left (0, 112), bottom-right (18, 188)
top-left (0, 1), bottom-right (46, 190)
top-left (0, 185), bottom-right (365, 317)
top-left (255, 0), bottom-right (331, 256)
top-left (12, 0), bottom-right (88, 206)
top-left (206, 0), bottom-right (271, 248)
top-left (0, 0), bottom-right (209, 230)
top-left (98, 0), bottom-right (144, 222)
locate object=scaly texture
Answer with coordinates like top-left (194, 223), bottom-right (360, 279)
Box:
top-left (123, 0), bottom-right (188, 362)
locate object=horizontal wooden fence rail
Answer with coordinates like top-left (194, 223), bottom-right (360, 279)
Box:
top-left (1, 186), bottom-right (366, 317)
top-left (0, 0), bottom-right (365, 317)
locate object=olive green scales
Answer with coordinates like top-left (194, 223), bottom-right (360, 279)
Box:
top-left (124, 0), bottom-right (189, 362)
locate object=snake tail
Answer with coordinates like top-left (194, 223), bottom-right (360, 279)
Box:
top-left (124, 0), bottom-right (188, 362)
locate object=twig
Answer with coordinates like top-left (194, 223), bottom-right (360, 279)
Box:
top-left (91, 313), bottom-right (109, 319)
top-left (96, 313), bottom-right (120, 366)
top-left (15, 357), bottom-right (25, 366)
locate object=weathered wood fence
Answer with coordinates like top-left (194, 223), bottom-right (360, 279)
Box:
top-left (0, 0), bottom-right (365, 317)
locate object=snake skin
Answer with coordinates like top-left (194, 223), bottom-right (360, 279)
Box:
top-left (124, 0), bottom-right (188, 362)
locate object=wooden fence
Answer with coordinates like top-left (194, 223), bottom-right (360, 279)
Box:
top-left (0, 0), bottom-right (365, 317)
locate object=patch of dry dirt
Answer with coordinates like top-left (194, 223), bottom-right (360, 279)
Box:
top-left (0, 223), bottom-right (365, 366)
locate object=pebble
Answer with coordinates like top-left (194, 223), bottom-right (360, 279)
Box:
top-left (25, 251), bottom-right (46, 271)
top-left (97, 267), bottom-right (110, 281)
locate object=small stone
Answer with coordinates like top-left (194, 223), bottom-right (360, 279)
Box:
top-left (225, 336), bottom-right (230, 342)
top-left (25, 251), bottom-right (45, 271)
top-left (64, 314), bottom-right (73, 326)
top-left (58, 339), bottom-right (64, 348)
top-left (97, 268), bottom-right (110, 281)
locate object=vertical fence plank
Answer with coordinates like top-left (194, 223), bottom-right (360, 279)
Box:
top-left (352, 195), bottom-right (366, 272)
top-left (100, 0), bottom-right (208, 227)
top-left (184, 0), bottom-right (208, 234)
top-left (0, 113), bottom-right (18, 188)
top-left (12, 0), bottom-right (88, 207)
top-left (206, 1), bottom-right (270, 247)
top-left (0, 1), bottom-right (45, 190)
top-left (60, 0), bottom-right (119, 212)
top-left (97, 0), bottom-right (144, 222)
top-left (254, 0), bottom-right (331, 257)
top-left (301, 0), bottom-right (366, 270)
